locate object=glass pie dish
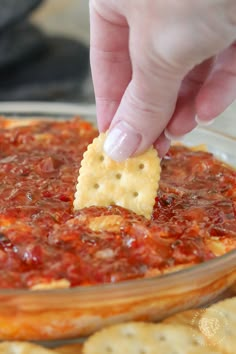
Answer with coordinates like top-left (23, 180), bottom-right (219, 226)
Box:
top-left (0, 102), bottom-right (235, 344)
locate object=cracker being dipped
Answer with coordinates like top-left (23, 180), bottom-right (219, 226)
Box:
top-left (74, 132), bottom-right (161, 219)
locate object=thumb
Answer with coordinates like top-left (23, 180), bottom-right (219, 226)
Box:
top-left (103, 54), bottom-right (182, 161)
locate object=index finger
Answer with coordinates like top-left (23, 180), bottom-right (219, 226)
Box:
top-left (90, 2), bottom-right (132, 132)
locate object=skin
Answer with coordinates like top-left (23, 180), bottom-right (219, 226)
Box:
top-left (90, 0), bottom-right (236, 160)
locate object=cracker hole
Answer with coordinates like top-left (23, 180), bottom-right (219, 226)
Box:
top-left (159, 334), bottom-right (166, 341)
top-left (116, 173), bottom-right (122, 180)
top-left (140, 349), bottom-right (147, 354)
top-left (133, 192), bottom-right (139, 198)
top-left (121, 326), bottom-right (136, 338)
top-left (139, 163), bottom-right (145, 170)
top-left (124, 331), bottom-right (134, 338)
top-left (105, 345), bottom-right (113, 353)
top-left (191, 339), bottom-right (200, 346)
top-left (99, 155), bottom-right (105, 162)
top-left (94, 183), bottom-right (100, 189)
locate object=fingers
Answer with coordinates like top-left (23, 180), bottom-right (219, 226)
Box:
top-left (196, 43), bottom-right (236, 123)
top-left (103, 45), bottom-right (182, 160)
top-left (154, 133), bottom-right (171, 158)
top-left (90, 3), bottom-right (131, 132)
top-left (165, 59), bottom-right (214, 139)
top-left (166, 44), bottom-right (236, 137)
top-left (90, 0), bottom-right (236, 161)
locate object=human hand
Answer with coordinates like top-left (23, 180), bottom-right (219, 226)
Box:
top-left (90, 0), bottom-right (236, 160)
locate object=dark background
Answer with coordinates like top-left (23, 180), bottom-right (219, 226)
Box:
top-left (0, 0), bottom-right (94, 102)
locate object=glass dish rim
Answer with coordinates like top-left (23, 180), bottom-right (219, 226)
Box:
top-left (0, 101), bottom-right (235, 296)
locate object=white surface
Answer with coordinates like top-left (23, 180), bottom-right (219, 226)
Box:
top-left (211, 102), bottom-right (236, 137)
top-left (0, 102), bottom-right (96, 116)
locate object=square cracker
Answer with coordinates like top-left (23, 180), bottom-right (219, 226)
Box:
top-left (0, 341), bottom-right (57, 354)
top-left (83, 322), bottom-right (221, 354)
top-left (163, 309), bottom-right (204, 330)
top-left (74, 133), bottom-right (161, 219)
top-left (200, 296), bottom-right (236, 354)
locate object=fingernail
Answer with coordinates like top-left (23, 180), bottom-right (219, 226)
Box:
top-left (164, 129), bottom-right (185, 141)
top-left (104, 121), bottom-right (141, 161)
top-left (195, 115), bottom-right (215, 126)
top-left (154, 140), bottom-right (171, 158)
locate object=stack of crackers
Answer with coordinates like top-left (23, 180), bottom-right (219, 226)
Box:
top-left (1, 289), bottom-right (236, 353)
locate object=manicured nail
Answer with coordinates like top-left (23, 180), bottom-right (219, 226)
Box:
top-left (195, 115), bottom-right (215, 126)
top-left (164, 129), bottom-right (185, 141)
top-left (104, 121), bottom-right (141, 161)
